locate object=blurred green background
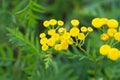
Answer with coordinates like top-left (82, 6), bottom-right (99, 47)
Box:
top-left (1, 0), bottom-right (120, 80)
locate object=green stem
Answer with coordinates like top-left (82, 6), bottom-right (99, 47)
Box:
top-left (78, 45), bottom-right (93, 61)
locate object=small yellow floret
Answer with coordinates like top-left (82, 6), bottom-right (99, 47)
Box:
top-left (49, 19), bottom-right (57, 26)
top-left (78, 33), bottom-right (85, 40)
top-left (58, 20), bottom-right (64, 26)
top-left (40, 38), bottom-right (47, 45)
top-left (114, 32), bottom-right (120, 41)
top-left (100, 33), bottom-right (109, 41)
top-left (39, 33), bottom-right (46, 38)
top-left (107, 19), bottom-right (118, 28)
top-left (70, 27), bottom-right (80, 37)
top-left (42, 44), bottom-right (48, 51)
top-left (58, 28), bottom-right (66, 34)
top-left (92, 18), bottom-right (103, 28)
top-left (48, 29), bottom-right (56, 35)
top-left (87, 27), bottom-right (93, 32)
top-left (107, 29), bottom-right (117, 37)
top-left (81, 26), bottom-right (87, 32)
top-left (99, 45), bottom-right (111, 55)
top-left (43, 21), bottom-right (50, 27)
top-left (71, 19), bottom-right (80, 27)
top-left (108, 48), bottom-right (119, 60)
top-left (54, 44), bottom-right (62, 51)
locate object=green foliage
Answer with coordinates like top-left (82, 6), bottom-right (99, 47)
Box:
top-left (1, 0), bottom-right (120, 80)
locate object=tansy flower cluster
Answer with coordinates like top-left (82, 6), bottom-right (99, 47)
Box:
top-left (40, 19), bottom-right (93, 51)
top-left (92, 18), bottom-right (120, 60)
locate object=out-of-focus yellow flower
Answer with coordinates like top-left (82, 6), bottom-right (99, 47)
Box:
top-left (107, 29), bottom-right (117, 37)
top-left (114, 32), bottom-right (120, 41)
top-left (92, 18), bottom-right (103, 28)
top-left (66, 38), bottom-right (74, 45)
top-left (48, 29), bottom-right (56, 35)
top-left (58, 28), bottom-right (66, 34)
top-left (62, 32), bottom-right (71, 40)
top-left (47, 38), bottom-right (56, 46)
top-left (100, 45), bottom-right (111, 55)
top-left (51, 33), bottom-right (60, 41)
top-left (87, 27), bottom-right (93, 32)
top-left (42, 44), bottom-right (48, 51)
top-left (39, 33), bottom-right (46, 38)
top-left (50, 19), bottom-right (57, 26)
top-left (58, 20), bottom-right (64, 26)
top-left (100, 33), bottom-right (109, 41)
top-left (107, 19), bottom-right (118, 28)
top-left (54, 44), bottom-right (62, 51)
top-left (40, 37), bottom-right (47, 45)
top-left (101, 18), bottom-right (108, 25)
top-left (81, 26), bottom-right (87, 32)
top-left (43, 21), bottom-right (50, 27)
top-left (70, 27), bottom-right (80, 37)
top-left (71, 19), bottom-right (80, 27)
top-left (108, 48), bottom-right (119, 60)
top-left (78, 33), bottom-right (85, 40)
top-left (60, 41), bottom-right (69, 50)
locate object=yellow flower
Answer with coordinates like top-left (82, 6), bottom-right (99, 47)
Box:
top-left (100, 33), bottom-right (109, 41)
top-left (39, 33), bottom-right (46, 38)
top-left (107, 48), bottom-right (119, 60)
top-left (70, 27), bottom-right (80, 37)
top-left (51, 33), bottom-right (60, 41)
top-left (60, 41), bottom-right (69, 50)
top-left (71, 19), bottom-right (80, 27)
top-left (54, 44), bottom-right (62, 51)
top-left (99, 45), bottom-right (111, 55)
top-left (41, 44), bottom-right (48, 51)
top-left (92, 18), bottom-right (103, 28)
top-left (107, 19), bottom-right (118, 28)
top-left (81, 26), bottom-right (87, 32)
top-left (66, 38), bottom-right (74, 45)
top-left (43, 21), bottom-right (50, 27)
top-left (47, 38), bottom-right (56, 46)
top-left (40, 37), bottom-right (47, 45)
top-left (107, 29), bottom-right (117, 37)
top-left (62, 32), bottom-right (71, 40)
top-left (87, 27), bottom-right (93, 32)
top-left (78, 33), bottom-right (85, 40)
top-left (58, 20), bottom-right (64, 26)
top-left (101, 18), bottom-right (108, 25)
top-left (58, 28), bottom-right (67, 34)
top-left (50, 19), bottom-right (57, 26)
top-left (114, 32), bottom-right (120, 41)
top-left (48, 29), bottom-right (56, 35)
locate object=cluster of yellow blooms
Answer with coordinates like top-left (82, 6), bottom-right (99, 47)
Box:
top-left (40, 19), bottom-right (93, 51)
top-left (92, 18), bottom-right (120, 60)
